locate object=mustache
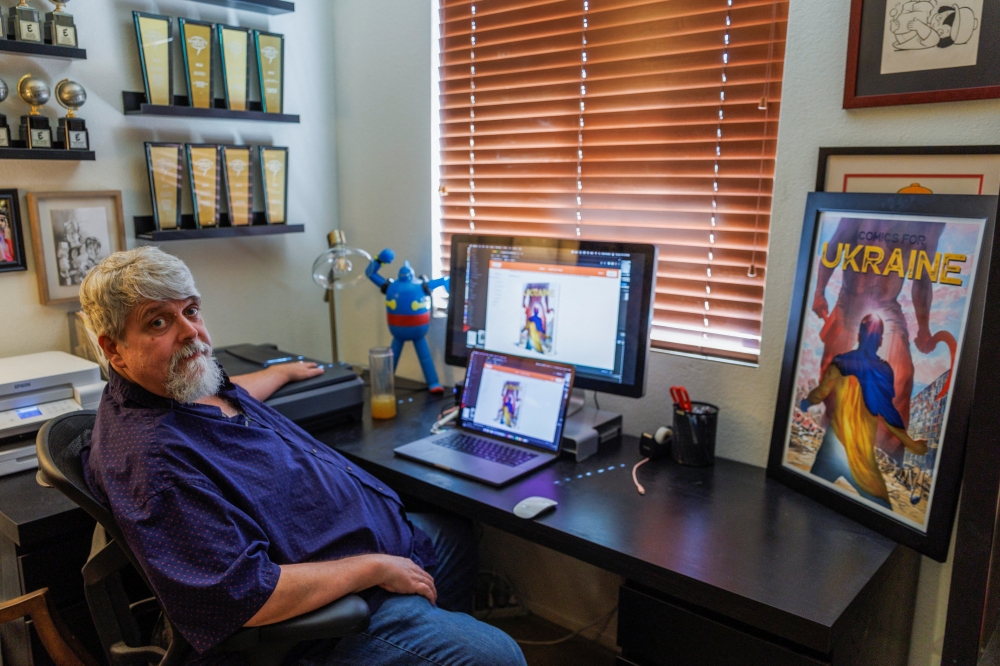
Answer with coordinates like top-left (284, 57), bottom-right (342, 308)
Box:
top-left (168, 340), bottom-right (213, 372)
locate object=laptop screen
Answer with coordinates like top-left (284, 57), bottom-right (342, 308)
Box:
top-left (460, 351), bottom-right (575, 453)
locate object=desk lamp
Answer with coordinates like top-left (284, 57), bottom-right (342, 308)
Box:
top-left (312, 230), bottom-right (371, 363)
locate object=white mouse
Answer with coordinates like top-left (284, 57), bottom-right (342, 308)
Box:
top-left (513, 496), bottom-right (558, 519)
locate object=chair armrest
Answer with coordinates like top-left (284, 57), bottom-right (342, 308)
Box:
top-left (215, 594), bottom-right (370, 652)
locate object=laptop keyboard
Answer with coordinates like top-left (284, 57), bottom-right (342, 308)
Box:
top-left (434, 434), bottom-right (539, 467)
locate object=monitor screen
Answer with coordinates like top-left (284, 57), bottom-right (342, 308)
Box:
top-left (445, 235), bottom-right (657, 398)
top-left (460, 350), bottom-right (575, 452)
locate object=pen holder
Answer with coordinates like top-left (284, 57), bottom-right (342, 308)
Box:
top-left (671, 401), bottom-right (719, 467)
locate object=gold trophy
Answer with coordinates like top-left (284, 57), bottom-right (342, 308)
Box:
top-left (8, 0), bottom-right (41, 42)
top-left (44, 0), bottom-right (77, 47)
top-left (17, 74), bottom-right (51, 149)
top-left (54, 79), bottom-right (88, 150)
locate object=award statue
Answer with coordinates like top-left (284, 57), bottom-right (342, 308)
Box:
top-left (8, 0), bottom-right (41, 42)
top-left (133, 12), bottom-right (173, 107)
top-left (259, 146), bottom-right (288, 224)
top-left (186, 144), bottom-right (222, 228)
top-left (0, 78), bottom-right (9, 148)
top-left (54, 79), bottom-right (88, 150)
top-left (144, 142), bottom-right (183, 230)
top-left (254, 31), bottom-right (284, 114)
top-left (222, 145), bottom-right (253, 226)
top-left (44, 0), bottom-right (76, 47)
top-left (17, 75), bottom-right (51, 149)
top-left (217, 25), bottom-right (250, 111)
top-left (179, 19), bottom-right (215, 110)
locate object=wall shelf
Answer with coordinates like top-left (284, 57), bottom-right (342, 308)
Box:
top-left (0, 141), bottom-right (94, 160)
top-left (122, 92), bottom-right (299, 123)
top-left (185, 0), bottom-right (294, 14)
top-left (0, 40), bottom-right (86, 60)
top-left (135, 212), bottom-right (302, 241)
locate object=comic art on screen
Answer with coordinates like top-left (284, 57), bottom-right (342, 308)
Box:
top-left (784, 211), bottom-right (984, 531)
top-left (518, 283), bottom-right (557, 355)
top-left (496, 381), bottom-right (522, 428)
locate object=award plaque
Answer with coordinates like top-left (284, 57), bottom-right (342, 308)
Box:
top-left (222, 145), bottom-right (253, 226)
top-left (254, 31), bottom-right (284, 114)
top-left (145, 142), bottom-right (183, 230)
top-left (259, 146), bottom-right (288, 224)
top-left (217, 25), bottom-right (250, 112)
top-left (133, 12), bottom-right (173, 107)
top-left (186, 144), bottom-right (222, 228)
top-left (8, 1), bottom-right (41, 42)
top-left (178, 19), bottom-right (215, 110)
top-left (44, 1), bottom-right (76, 47)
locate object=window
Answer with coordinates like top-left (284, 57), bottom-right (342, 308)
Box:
top-left (435, 0), bottom-right (787, 363)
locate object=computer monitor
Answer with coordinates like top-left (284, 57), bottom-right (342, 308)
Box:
top-left (445, 235), bottom-right (657, 398)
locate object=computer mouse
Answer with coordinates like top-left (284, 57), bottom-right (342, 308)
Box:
top-left (513, 496), bottom-right (558, 519)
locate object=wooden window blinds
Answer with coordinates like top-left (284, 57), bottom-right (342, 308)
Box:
top-left (436, 0), bottom-right (787, 363)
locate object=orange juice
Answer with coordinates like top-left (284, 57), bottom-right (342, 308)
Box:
top-left (371, 394), bottom-right (397, 419)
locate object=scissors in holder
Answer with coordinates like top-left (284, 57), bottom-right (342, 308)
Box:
top-left (670, 385), bottom-right (693, 412)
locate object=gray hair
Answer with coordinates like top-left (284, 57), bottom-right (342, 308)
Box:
top-left (80, 247), bottom-right (200, 342)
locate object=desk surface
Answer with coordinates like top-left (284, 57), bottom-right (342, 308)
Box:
top-left (315, 390), bottom-right (904, 656)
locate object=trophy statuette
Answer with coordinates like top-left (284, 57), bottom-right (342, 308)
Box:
top-left (45, 0), bottom-right (77, 47)
top-left (0, 78), bottom-right (10, 147)
top-left (55, 79), bottom-right (88, 150)
top-left (17, 74), bottom-right (52, 149)
top-left (8, 0), bottom-right (42, 42)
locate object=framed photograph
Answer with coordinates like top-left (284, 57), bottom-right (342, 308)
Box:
top-left (767, 191), bottom-right (999, 561)
top-left (133, 11), bottom-right (173, 107)
top-left (186, 144), bottom-right (222, 228)
top-left (254, 30), bottom-right (284, 114)
top-left (217, 25), bottom-right (251, 112)
top-left (26, 191), bottom-right (125, 305)
top-left (845, 0), bottom-right (999, 108)
top-left (0, 190), bottom-right (28, 274)
top-left (222, 145), bottom-right (253, 226)
top-left (817, 145), bottom-right (1000, 195)
top-left (178, 18), bottom-right (216, 110)
top-left (145, 142), bottom-right (184, 231)
top-left (259, 146), bottom-right (288, 224)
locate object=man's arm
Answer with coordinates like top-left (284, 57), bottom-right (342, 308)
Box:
top-left (231, 362), bottom-right (325, 402)
top-left (246, 553), bottom-right (436, 626)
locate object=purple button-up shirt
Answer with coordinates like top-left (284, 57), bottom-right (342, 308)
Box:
top-left (83, 368), bottom-right (433, 659)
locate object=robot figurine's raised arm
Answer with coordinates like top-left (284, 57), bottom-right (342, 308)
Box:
top-left (366, 248), bottom-right (450, 394)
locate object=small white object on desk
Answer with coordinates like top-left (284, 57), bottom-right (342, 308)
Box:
top-left (513, 496), bottom-right (558, 519)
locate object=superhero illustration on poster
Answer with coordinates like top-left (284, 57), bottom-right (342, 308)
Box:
top-left (784, 211), bottom-right (984, 531)
top-left (496, 381), bottom-right (522, 428)
top-left (518, 283), bottom-right (557, 355)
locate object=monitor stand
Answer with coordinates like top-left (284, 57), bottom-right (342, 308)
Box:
top-left (561, 388), bottom-right (623, 462)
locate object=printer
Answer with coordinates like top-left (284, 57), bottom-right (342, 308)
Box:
top-left (0, 351), bottom-right (106, 477)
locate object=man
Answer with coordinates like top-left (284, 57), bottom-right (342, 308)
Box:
top-left (79, 247), bottom-right (526, 666)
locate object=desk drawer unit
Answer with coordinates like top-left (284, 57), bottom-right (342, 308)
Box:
top-left (617, 584), bottom-right (829, 666)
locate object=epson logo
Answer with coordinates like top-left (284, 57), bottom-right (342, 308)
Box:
top-left (13, 382), bottom-right (31, 390)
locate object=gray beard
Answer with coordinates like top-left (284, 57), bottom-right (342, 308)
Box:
top-left (164, 341), bottom-right (222, 403)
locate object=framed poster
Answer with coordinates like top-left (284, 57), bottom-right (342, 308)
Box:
top-left (817, 145), bottom-right (1000, 195)
top-left (26, 191), bottom-right (125, 305)
top-left (767, 192), bottom-right (999, 561)
top-left (133, 12), bottom-right (173, 107)
top-left (845, 0), bottom-right (1000, 108)
top-left (0, 190), bottom-right (28, 274)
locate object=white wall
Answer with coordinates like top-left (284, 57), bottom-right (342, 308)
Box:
top-left (2, 0), bottom-right (337, 362)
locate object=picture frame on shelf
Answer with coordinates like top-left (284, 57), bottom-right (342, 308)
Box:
top-left (259, 146), bottom-right (288, 224)
top-left (178, 18), bottom-right (216, 110)
top-left (26, 190), bottom-right (125, 305)
top-left (217, 24), bottom-right (252, 112)
top-left (767, 191), bottom-right (999, 561)
top-left (133, 12), bottom-right (174, 107)
top-left (844, 0), bottom-right (1000, 108)
top-left (253, 30), bottom-right (284, 114)
top-left (222, 145), bottom-right (253, 226)
top-left (0, 189), bottom-right (28, 274)
top-left (186, 144), bottom-right (222, 228)
top-left (144, 142), bottom-right (184, 231)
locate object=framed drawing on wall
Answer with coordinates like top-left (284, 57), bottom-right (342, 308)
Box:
top-left (844, 0), bottom-right (1000, 108)
top-left (27, 191), bottom-right (126, 305)
top-left (767, 191), bottom-right (999, 561)
top-left (0, 189), bottom-right (28, 274)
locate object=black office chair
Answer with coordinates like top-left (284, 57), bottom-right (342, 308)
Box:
top-left (36, 411), bottom-right (370, 666)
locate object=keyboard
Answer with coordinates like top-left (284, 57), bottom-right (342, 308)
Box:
top-left (433, 433), bottom-right (539, 467)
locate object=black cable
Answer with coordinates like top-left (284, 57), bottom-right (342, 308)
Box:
top-left (593, 390), bottom-right (601, 411)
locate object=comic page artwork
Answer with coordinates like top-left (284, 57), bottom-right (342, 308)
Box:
top-left (880, 0), bottom-right (982, 74)
top-left (517, 283), bottom-right (558, 355)
top-left (784, 211), bottom-right (984, 531)
top-left (496, 381), bottom-right (522, 428)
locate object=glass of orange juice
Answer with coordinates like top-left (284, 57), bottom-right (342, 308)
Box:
top-left (369, 347), bottom-right (397, 419)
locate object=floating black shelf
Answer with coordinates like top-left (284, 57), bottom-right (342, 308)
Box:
top-left (186, 0), bottom-right (294, 14)
top-left (0, 140), bottom-right (94, 161)
top-left (0, 39), bottom-right (86, 60)
top-left (122, 92), bottom-right (300, 123)
top-left (135, 212), bottom-right (303, 241)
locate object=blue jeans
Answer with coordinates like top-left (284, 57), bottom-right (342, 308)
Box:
top-left (289, 513), bottom-right (526, 666)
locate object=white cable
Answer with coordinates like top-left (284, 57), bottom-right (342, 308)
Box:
top-left (632, 457), bottom-right (650, 495)
top-left (513, 605), bottom-right (619, 646)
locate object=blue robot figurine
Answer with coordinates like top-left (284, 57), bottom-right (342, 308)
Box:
top-left (366, 248), bottom-right (450, 394)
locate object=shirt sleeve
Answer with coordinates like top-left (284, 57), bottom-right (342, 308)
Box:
top-left (117, 480), bottom-right (281, 653)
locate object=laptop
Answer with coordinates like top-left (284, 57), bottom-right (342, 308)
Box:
top-left (394, 350), bottom-right (575, 486)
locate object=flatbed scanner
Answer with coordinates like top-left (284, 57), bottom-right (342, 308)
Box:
top-left (215, 344), bottom-right (364, 429)
top-left (0, 351), bottom-right (106, 477)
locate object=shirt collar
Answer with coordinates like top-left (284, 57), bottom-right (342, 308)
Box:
top-left (107, 363), bottom-right (242, 414)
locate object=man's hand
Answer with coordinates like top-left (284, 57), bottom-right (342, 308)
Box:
top-left (231, 362), bottom-right (325, 402)
top-left (375, 554), bottom-right (437, 605)
top-left (275, 361), bottom-right (325, 384)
